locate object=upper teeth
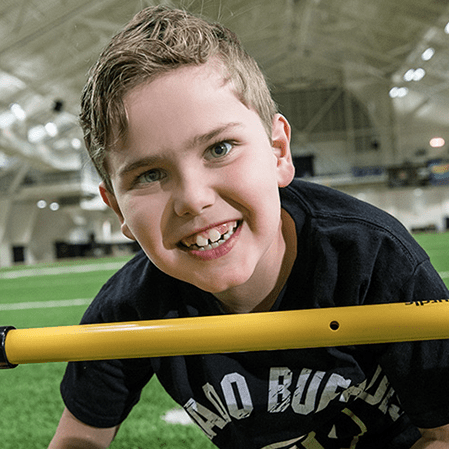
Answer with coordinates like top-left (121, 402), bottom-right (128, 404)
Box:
top-left (197, 228), bottom-right (221, 246)
top-left (183, 222), bottom-right (237, 250)
top-left (196, 235), bottom-right (209, 247)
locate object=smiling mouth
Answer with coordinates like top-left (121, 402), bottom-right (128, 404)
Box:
top-left (180, 221), bottom-right (240, 251)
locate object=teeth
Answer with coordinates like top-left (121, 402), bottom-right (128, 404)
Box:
top-left (184, 221), bottom-right (238, 250)
top-left (208, 228), bottom-right (221, 243)
top-left (196, 235), bottom-right (209, 247)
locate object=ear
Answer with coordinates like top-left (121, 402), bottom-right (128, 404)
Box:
top-left (99, 182), bottom-right (136, 241)
top-left (271, 114), bottom-right (295, 187)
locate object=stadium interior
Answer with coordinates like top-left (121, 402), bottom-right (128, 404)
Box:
top-left (1, 0), bottom-right (449, 267)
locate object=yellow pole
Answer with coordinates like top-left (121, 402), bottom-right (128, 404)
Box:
top-left (3, 301), bottom-right (449, 365)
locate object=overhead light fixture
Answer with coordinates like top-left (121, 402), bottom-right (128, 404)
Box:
top-left (44, 122), bottom-right (58, 137)
top-left (412, 68), bottom-right (426, 81)
top-left (389, 86), bottom-right (409, 98)
top-left (28, 125), bottom-right (47, 143)
top-left (421, 47), bottom-right (435, 61)
top-left (29, 122), bottom-right (59, 142)
top-left (445, 22), bottom-right (449, 34)
top-left (430, 137), bottom-right (445, 148)
top-left (403, 69), bottom-right (415, 82)
top-left (10, 103), bottom-right (26, 120)
top-left (0, 104), bottom-right (26, 129)
top-left (71, 138), bottom-right (82, 149)
top-left (37, 200), bottom-right (47, 209)
top-left (403, 68), bottom-right (426, 82)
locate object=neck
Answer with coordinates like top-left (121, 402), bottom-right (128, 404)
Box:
top-left (215, 209), bottom-right (297, 314)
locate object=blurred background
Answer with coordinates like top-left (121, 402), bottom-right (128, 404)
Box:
top-left (1, 0), bottom-right (449, 267)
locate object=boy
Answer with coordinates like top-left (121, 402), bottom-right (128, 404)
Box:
top-left (49, 6), bottom-right (449, 448)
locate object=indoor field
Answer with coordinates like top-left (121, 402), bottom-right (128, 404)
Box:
top-left (2, 1), bottom-right (449, 448)
top-left (0, 233), bottom-right (448, 448)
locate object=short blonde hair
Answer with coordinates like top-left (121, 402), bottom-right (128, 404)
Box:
top-left (80, 5), bottom-right (277, 191)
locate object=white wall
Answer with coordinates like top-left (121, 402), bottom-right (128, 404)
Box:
top-left (338, 184), bottom-right (449, 232)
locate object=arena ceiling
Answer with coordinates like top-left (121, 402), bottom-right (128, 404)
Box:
top-left (1, 0), bottom-right (449, 174)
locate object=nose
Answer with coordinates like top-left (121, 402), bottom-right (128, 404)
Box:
top-left (173, 170), bottom-right (216, 217)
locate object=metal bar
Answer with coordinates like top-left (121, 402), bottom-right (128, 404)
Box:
top-left (2, 301), bottom-right (449, 367)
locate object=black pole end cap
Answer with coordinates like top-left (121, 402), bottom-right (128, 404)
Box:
top-left (0, 326), bottom-right (17, 369)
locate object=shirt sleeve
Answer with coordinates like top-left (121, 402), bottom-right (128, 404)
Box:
top-left (61, 356), bottom-right (154, 428)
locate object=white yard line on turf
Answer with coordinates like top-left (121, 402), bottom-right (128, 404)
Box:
top-left (0, 272), bottom-right (449, 311)
top-left (0, 298), bottom-right (91, 311)
top-left (162, 408), bottom-right (193, 425)
top-left (0, 262), bottom-right (126, 279)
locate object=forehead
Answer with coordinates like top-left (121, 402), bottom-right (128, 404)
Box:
top-left (124, 60), bottom-right (233, 112)
top-left (121, 61), bottom-right (259, 147)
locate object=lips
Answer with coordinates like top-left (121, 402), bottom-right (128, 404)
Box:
top-left (180, 221), bottom-right (239, 251)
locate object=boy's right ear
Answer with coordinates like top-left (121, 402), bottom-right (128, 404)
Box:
top-left (99, 182), bottom-right (136, 241)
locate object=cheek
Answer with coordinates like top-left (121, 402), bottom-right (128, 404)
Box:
top-left (121, 200), bottom-right (158, 239)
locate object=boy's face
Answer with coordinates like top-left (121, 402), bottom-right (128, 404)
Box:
top-left (101, 61), bottom-right (294, 296)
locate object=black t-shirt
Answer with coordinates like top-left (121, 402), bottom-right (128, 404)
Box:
top-left (61, 179), bottom-right (449, 448)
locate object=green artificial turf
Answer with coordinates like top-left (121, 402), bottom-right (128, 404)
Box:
top-left (413, 232), bottom-right (449, 283)
top-left (0, 256), bottom-right (214, 448)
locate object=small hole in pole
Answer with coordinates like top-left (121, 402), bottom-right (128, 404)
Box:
top-left (330, 321), bottom-right (340, 331)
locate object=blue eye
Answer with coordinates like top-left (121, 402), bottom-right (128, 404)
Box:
top-left (137, 169), bottom-right (164, 184)
top-left (209, 141), bottom-right (233, 158)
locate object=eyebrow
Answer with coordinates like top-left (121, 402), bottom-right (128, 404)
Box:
top-left (188, 122), bottom-right (243, 148)
top-left (117, 122), bottom-right (243, 177)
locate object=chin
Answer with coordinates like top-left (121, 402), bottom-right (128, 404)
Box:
top-left (193, 274), bottom-right (253, 295)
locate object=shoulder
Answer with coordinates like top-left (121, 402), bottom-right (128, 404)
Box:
top-left (282, 178), bottom-right (400, 229)
top-left (281, 179), bottom-right (427, 265)
top-left (280, 180), bottom-right (446, 310)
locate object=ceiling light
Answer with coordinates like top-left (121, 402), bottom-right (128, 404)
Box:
top-left (71, 138), bottom-right (82, 149)
top-left (37, 200), bottom-right (47, 209)
top-left (50, 202), bottom-right (60, 211)
top-left (412, 68), bottom-right (426, 81)
top-left (45, 122), bottom-right (58, 137)
top-left (389, 86), bottom-right (408, 98)
top-left (421, 47), bottom-right (435, 61)
top-left (10, 103), bottom-right (26, 120)
top-left (403, 68), bottom-right (426, 82)
top-left (389, 87), bottom-right (398, 98)
top-left (403, 69), bottom-right (415, 82)
top-left (28, 125), bottom-right (47, 143)
top-left (430, 137), bottom-right (445, 148)
top-left (445, 22), bottom-right (449, 34)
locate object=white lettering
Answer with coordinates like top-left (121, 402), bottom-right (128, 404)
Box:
top-left (184, 398), bottom-right (229, 439)
top-left (221, 372), bottom-right (253, 419)
top-left (268, 367), bottom-right (293, 413)
top-left (184, 364), bottom-right (401, 443)
top-left (360, 366), bottom-right (390, 407)
top-left (292, 369), bottom-right (323, 415)
top-left (203, 382), bottom-right (231, 423)
top-left (316, 373), bottom-right (352, 412)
